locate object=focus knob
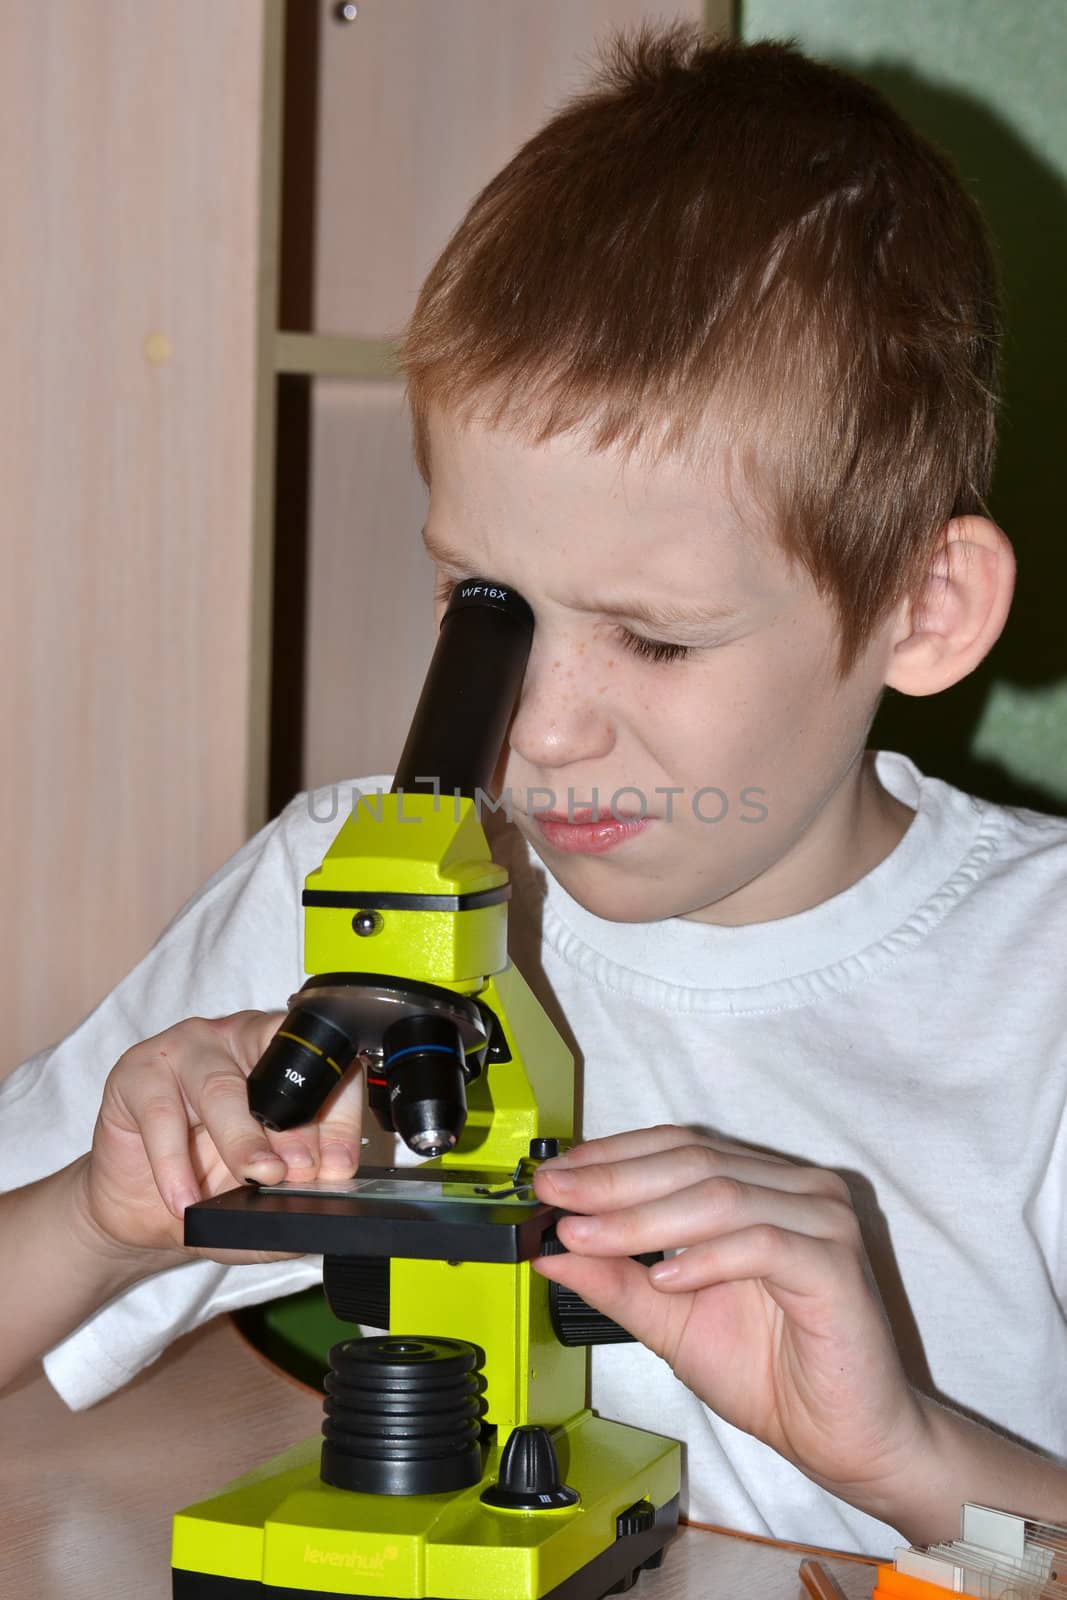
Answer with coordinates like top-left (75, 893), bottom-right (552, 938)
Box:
top-left (542, 1230), bottom-right (663, 1346)
top-left (480, 1425), bottom-right (579, 1511)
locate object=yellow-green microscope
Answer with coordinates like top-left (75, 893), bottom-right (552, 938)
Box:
top-left (173, 580), bottom-right (682, 1599)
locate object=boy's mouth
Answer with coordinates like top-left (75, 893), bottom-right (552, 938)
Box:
top-left (531, 809), bottom-right (653, 855)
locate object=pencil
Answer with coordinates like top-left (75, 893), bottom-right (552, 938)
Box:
top-left (800, 1557), bottom-right (852, 1600)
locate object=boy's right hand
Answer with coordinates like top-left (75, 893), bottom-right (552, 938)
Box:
top-left (82, 1011), bottom-right (363, 1264)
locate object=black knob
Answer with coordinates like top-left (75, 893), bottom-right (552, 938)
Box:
top-left (541, 1230), bottom-right (663, 1346)
top-left (616, 1498), bottom-right (657, 1538)
top-left (529, 1137), bottom-right (561, 1160)
top-left (481, 1425), bottom-right (579, 1510)
top-left (323, 1255), bottom-right (390, 1329)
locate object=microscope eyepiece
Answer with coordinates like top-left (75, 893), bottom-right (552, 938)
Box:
top-left (392, 577), bottom-right (534, 798)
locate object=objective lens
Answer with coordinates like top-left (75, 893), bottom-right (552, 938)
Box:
top-left (247, 1004), bottom-right (360, 1131)
top-left (381, 1013), bottom-right (468, 1158)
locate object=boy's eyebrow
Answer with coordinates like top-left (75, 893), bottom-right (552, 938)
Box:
top-left (592, 596), bottom-right (740, 631)
top-left (421, 529), bottom-right (476, 571)
top-left (421, 529), bottom-right (740, 631)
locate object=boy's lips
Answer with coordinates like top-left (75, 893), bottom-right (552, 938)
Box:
top-left (530, 809), bottom-right (653, 855)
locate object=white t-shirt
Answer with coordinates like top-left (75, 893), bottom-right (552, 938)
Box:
top-left (2, 753), bottom-right (1065, 1554)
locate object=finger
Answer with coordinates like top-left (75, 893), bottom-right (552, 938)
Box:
top-left (535, 1144), bottom-right (848, 1216)
top-left (111, 1066), bottom-right (204, 1220)
top-left (643, 1224), bottom-right (870, 1332)
top-left (541, 1125), bottom-right (717, 1168)
top-left (205, 1015), bottom-right (363, 1182)
top-left (551, 1176), bottom-right (861, 1261)
top-left (204, 1011), bottom-right (328, 1178)
top-left (315, 1067), bottom-right (365, 1179)
top-left (533, 1249), bottom-right (690, 1361)
top-left (540, 1123), bottom-right (796, 1173)
top-left (203, 1013), bottom-right (362, 1181)
top-left (138, 1019), bottom-right (289, 1184)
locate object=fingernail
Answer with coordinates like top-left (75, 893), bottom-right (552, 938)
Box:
top-left (282, 1142), bottom-right (315, 1169)
top-left (245, 1146), bottom-right (283, 1169)
top-left (542, 1166), bottom-right (575, 1191)
top-left (319, 1141), bottom-right (356, 1173)
top-left (564, 1215), bottom-right (598, 1239)
top-left (649, 1259), bottom-right (680, 1285)
top-left (242, 1148), bottom-right (285, 1183)
top-left (169, 1185), bottom-right (201, 1218)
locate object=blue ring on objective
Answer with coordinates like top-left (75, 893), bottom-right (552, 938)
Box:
top-left (385, 1043), bottom-right (463, 1064)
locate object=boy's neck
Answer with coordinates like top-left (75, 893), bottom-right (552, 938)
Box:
top-left (683, 750), bottom-right (915, 928)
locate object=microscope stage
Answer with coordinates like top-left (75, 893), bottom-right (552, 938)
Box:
top-left (185, 1166), bottom-right (560, 1263)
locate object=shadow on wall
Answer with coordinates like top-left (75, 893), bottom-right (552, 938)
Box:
top-left (822, 62), bottom-right (1067, 813)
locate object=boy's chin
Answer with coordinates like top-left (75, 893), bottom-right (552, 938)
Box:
top-left (536, 853), bottom-right (718, 925)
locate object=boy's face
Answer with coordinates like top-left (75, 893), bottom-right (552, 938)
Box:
top-left (423, 410), bottom-right (907, 925)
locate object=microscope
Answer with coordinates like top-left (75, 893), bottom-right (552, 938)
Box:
top-left (172, 580), bottom-right (681, 1599)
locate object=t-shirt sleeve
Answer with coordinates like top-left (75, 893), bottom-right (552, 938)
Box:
top-left (0, 786), bottom-right (370, 1409)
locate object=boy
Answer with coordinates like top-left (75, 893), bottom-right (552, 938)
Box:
top-left (2, 26), bottom-right (1065, 1555)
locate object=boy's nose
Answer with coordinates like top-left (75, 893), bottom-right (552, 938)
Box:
top-left (506, 642), bottom-right (616, 772)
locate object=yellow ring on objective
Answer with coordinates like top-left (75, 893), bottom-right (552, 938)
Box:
top-left (276, 1030), bottom-right (344, 1076)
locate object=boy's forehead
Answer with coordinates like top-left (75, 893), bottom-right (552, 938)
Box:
top-left (422, 410), bottom-right (808, 618)
top-left (426, 408), bottom-right (779, 555)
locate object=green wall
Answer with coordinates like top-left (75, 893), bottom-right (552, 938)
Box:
top-left (740, 0), bottom-right (1067, 810)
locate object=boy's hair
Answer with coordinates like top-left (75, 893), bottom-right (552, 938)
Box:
top-left (399, 26), bottom-right (1000, 669)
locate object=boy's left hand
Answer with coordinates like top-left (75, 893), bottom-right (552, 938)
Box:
top-left (532, 1124), bottom-right (928, 1515)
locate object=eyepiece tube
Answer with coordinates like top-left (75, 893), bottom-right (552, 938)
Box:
top-left (392, 579), bottom-right (533, 800)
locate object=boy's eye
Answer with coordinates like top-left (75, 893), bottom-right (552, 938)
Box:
top-left (433, 578), bottom-right (690, 664)
top-left (616, 627), bottom-right (692, 664)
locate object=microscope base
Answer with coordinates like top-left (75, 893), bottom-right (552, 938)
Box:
top-left (172, 1412), bottom-right (680, 1600)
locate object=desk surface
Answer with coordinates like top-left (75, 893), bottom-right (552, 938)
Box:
top-left (0, 1318), bottom-right (878, 1600)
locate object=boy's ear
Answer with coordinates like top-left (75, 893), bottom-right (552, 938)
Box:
top-left (883, 515), bottom-right (1015, 697)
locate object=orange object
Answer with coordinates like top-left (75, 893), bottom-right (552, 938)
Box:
top-left (876, 1564), bottom-right (984, 1600)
